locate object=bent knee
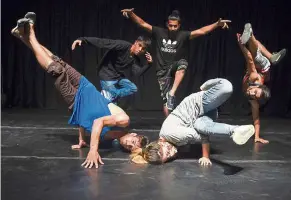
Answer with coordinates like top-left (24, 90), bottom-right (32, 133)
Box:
top-left (47, 62), bottom-right (65, 77)
top-left (131, 84), bottom-right (138, 93)
top-left (125, 82), bottom-right (137, 94)
top-left (177, 59), bottom-right (188, 71)
top-left (194, 116), bottom-right (211, 133)
top-left (220, 79), bottom-right (233, 95)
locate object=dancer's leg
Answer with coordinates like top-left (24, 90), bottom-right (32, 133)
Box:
top-left (11, 21), bottom-right (80, 108)
top-left (200, 78), bottom-right (233, 114)
top-left (166, 59), bottom-right (188, 111)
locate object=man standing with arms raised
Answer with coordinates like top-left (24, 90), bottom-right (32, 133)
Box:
top-left (121, 9), bottom-right (231, 116)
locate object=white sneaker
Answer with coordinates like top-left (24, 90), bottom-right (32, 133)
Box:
top-left (232, 125), bottom-right (255, 145)
top-left (241, 23), bottom-right (253, 44)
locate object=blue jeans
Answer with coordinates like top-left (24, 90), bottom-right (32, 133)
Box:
top-left (100, 79), bottom-right (137, 102)
top-left (194, 78), bottom-right (236, 136)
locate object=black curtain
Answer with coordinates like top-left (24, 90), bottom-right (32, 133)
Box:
top-left (2, 0), bottom-right (291, 117)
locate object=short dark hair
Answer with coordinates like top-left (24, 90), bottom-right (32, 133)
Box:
top-left (136, 36), bottom-right (151, 49)
top-left (258, 85), bottom-right (271, 100)
top-left (168, 10), bottom-right (181, 22)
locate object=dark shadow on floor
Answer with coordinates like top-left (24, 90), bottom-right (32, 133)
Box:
top-left (177, 144), bottom-right (244, 175)
top-left (211, 158), bottom-right (244, 175)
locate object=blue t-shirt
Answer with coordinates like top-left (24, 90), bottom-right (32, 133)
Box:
top-left (68, 76), bottom-right (112, 140)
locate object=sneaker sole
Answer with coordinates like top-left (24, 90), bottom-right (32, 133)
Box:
top-left (165, 103), bottom-right (174, 111)
top-left (11, 26), bottom-right (18, 35)
top-left (24, 12), bottom-right (36, 24)
top-left (241, 23), bottom-right (252, 44)
top-left (271, 49), bottom-right (287, 64)
top-left (16, 18), bottom-right (30, 28)
top-left (11, 25), bottom-right (22, 38)
top-left (232, 125), bottom-right (255, 145)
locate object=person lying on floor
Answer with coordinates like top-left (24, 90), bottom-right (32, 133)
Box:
top-left (11, 12), bottom-right (149, 169)
top-left (130, 78), bottom-right (255, 166)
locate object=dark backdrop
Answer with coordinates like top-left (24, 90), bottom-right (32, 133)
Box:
top-left (2, 0), bottom-right (291, 117)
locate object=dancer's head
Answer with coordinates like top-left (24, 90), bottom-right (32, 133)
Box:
top-left (130, 138), bottom-right (178, 164)
top-left (119, 133), bottom-right (149, 151)
top-left (167, 10), bottom-right (181, 32)
top-left (246, 85), bottom-right (271, 101)
top-left (131, 36), bottom-right (151, 56)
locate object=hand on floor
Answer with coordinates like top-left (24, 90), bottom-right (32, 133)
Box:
top-left (199, 157), bottom-right (212, 166)
top-left (71, 140), bottom-right (88, 149)
top-left (255, 138), bottom-right (269, 144)
top-left (82, 150), bottom-right (104, 168)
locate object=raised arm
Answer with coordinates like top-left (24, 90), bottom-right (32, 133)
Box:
top-left (250, 100), bottom-right (269, 144)
top-left (82, 112), bottom-right (130, 168)
top-left (72, 37), bottom-right (123, 51)
top-left (121, 8), bottom-right (152, 33)
top-left (189, 18), bottom-right (231, 40)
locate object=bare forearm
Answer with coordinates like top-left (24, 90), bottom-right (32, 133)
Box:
top-left (191, 22), bottom-right (219, 39)
top-left (89, 121), bottom-right (103, 151)
top-left (129, 12), bottom-right (144, 26)
top-left (200, 22), bottom-right (219, 35)
top-left (128, 12), bottom-right (152, 32)
top-left (243, 50), bottom-right (257, 74)
top-left (251, 103), bottom-right (261, 139)
top-left (247, 62), bottom-right (257, 74)
top-left (202, 143), bottom-right (210, 158)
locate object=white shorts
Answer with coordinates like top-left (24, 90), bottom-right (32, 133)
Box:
top-left (255, 46), bottom-right (271, 72)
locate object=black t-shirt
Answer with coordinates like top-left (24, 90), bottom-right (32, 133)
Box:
top-left (79, 37), bottom-right (150, 80)
top-left (152, 26), bottom-right (191, 71)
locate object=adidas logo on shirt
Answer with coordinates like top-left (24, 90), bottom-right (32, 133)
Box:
top-left (161, 39), bottom-right (177, 53)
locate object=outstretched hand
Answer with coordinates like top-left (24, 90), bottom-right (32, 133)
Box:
top-left (72, 39), bottom-right (82, 50)
top-left (121, 8), bottom-right (134, 18)
top-left (82, 150), bottom-right (104, 168)
top-left (217, 18), bottom-right (231, 29)
top-left (255, 137), bottom-right (269, 144)
top-left (198, 157), bottom-right (212, 166)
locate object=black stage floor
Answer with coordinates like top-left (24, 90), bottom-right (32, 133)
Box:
top-left (2, 109), bottom-right (291, 200)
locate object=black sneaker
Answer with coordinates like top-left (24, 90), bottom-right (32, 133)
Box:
top-left (270, 49), bottom-right (287, 65)
top-left (24, 12), bottom-right (36, 24)
top-left (17, 18), bottom-right (30, 27)
top-left (166, 92), bottom-right (175, 111)
top-left (241, 23), bottom-right (253, 44)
